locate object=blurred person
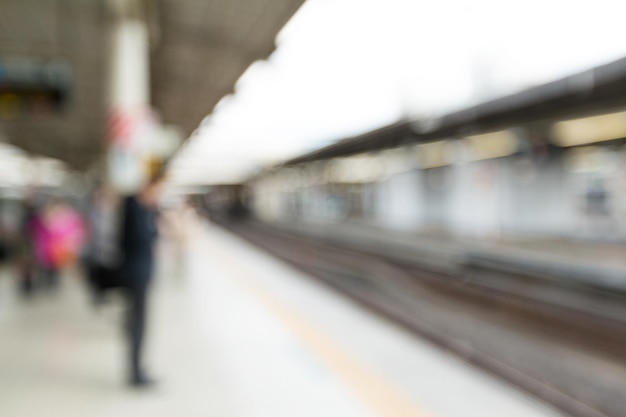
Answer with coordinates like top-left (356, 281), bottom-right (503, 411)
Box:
top-left (227, 195), bottom-right (250, 220)
top-left (17, 195), bottom-right (39, 295)
top-left (586, 179), bottom-right (613, 234)
top-left (84, 184), bottom-right (120, 305)
top-left (32, 199), bottom-right (86, 289)
top-left (0, 229), bottom-right (7, 264)
top-left (0, 201), bottom-right (10, 264)
top-left (118, 171), bottom-right (165, 388)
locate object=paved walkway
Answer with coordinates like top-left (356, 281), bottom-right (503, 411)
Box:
top-left (0, 218), bottom-right (565, 417)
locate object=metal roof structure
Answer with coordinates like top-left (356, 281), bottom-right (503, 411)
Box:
top-left (151, 0), bottom-right (304, 139)
top-left (0, 0), bottom-right (108, 170)
top-left (0, 0), bottom-right (305, 170)
top-left (282, 56), bottom-right (626, 166)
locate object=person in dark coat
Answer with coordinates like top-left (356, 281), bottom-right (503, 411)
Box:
top-left (17, 198), bottom-right (37, 296)
top-left (119, 172), bottom-right (165, 388)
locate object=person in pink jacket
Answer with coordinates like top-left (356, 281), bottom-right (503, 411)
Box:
top-left (32, 199), bottom-right (85, 289)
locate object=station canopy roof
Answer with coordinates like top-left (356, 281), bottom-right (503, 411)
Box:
top-left (0, 0), bottom-right (305, 170)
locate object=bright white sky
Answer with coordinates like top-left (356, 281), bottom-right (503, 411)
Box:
top-left (170, 0), bottom-right (626, 185)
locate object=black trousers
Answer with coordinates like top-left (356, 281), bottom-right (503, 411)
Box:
top-left (125, 279), bottom-right (150, 380)
top-left (41, 267), bottom-right (59, 289)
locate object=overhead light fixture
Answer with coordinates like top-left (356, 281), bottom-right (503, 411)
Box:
top-left (464, 130), bottom-right (519, 161)
top-left (325, 155), bottom-right (386, 183)
top-left (552, 111), bottom-right (626, 147)
top-left (416, 141), bottom-right (449, 169)
top-left (416, 131), bottom-right (518, 169)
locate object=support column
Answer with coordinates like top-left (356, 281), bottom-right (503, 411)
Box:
top-left (106, 0), bottom-right (156, 193)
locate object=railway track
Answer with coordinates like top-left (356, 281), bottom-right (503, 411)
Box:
top-left (222, 220), bottom-right (626, 417)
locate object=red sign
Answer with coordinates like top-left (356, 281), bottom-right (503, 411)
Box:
top-left (108, 109), bottom-right (136, 147)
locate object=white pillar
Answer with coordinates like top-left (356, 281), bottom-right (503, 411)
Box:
top-left (106, 0), bottom-right (155, 194)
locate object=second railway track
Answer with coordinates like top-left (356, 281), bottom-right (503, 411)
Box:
top-left (223, 220), bottom-right (626, 417)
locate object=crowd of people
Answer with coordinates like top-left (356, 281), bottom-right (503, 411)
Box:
top-left (0, 170), bottom-right (185, 389)
top-left (17, 195), bottom-right (86, 295)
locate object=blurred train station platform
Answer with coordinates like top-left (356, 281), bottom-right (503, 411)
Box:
top-left (3, 1), bottom-right (626, 416)
top-left (0, 216), bottom-right (564, 417)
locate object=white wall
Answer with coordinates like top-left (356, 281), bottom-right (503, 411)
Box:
top-left (499, 156), bottom-right (578, 238)
top-left (251, 178), bottom-right (290, 222)
top-left (447, 160), bottom-right (501, 238)
top-left (374, 170), bottom-right (424, 231)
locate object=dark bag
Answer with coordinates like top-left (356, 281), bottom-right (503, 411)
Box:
top-left (0, 241), bottom-right (7, 262)
top-left (90, 264), bottom-right (124, 292)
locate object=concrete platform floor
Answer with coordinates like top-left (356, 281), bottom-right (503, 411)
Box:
top-left (0, 218), bottom-right (566, 417)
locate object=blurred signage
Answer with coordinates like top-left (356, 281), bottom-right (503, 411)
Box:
top-left (107, 106), bottom-right (163, 193)
top-left (0, 57), bottom-right (72, 119)
top-left (107, 107), bottom-right (157, 149)
top-left (108, 108), bottom-right (138, 146)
